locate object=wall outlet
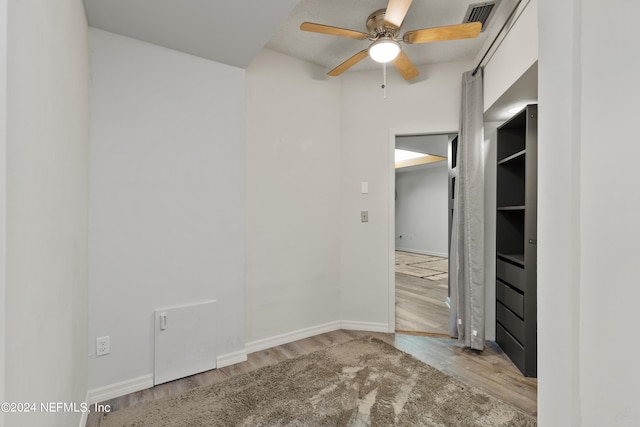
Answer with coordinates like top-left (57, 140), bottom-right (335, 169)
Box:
top-left (96, 336), bottom-right (110, 356)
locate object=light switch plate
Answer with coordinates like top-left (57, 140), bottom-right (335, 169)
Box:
top-left (361, 182), bottom-right (369, 194)
top-left (361, 211), bottom-right (369, 222)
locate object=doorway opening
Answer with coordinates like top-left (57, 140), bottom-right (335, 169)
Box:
top-left (393, 133), bottom-right (457, 336)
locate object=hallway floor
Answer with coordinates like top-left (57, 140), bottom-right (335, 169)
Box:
top-left (395, 250), bottom-right (449, 335)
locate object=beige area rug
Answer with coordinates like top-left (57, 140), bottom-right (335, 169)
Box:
top-left (102, 337), bottom-right (536, 426)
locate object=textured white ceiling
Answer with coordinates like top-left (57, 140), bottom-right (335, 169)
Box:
top-left (83, 0), bottom-right (525, 83)
top-left (83, 0), bottom-right (300, 68)
top-left (266, 0), bottom-right (512, 73)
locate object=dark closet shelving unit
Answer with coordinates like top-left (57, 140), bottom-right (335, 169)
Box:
top-left (495, 104), bottom-right (537, 378)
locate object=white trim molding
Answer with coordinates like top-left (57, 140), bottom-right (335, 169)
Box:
top-left (340, 321), bottom-right (390, 333)
top-left (246, 321), bottom-right (341, 354)
top-left (217, 349), bottom-right (247, 368)
top-left (85, 321), bottom-right (393, 405)
top-left (388, 128), bottom-right (458, 340)
top-left (246, 321), bottom-right (392, 355)
top-left (87, 374), bottom-right (154, 404)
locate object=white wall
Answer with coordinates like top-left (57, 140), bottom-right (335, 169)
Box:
top-left (483, 0), bottom-right (538, 110)
top-left (537, 0), bottom-right (581, 425)
top-left (578, 1), bottom-right (640, 422)
top-left (340, 61), bottom-right (472, 330)
top-left (482, 122), bottom-right (500, 341)
top-left (245, 49), bottom-right (342, 345)
top-left (395, 162), bottom-right (448, 256)
top-left (88, 29), bottom-right (246, 391)
top-left (4, 1), bottom-right (89, 426)
top-left (539, 0), bottom-right (640, 425)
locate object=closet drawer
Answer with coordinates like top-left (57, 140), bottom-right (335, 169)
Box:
top-left (496, 302), bottom-right (525, 344)
top-left (496, 323), bottom-right (525, 373)
top-left (496, 259), bottom-right (525, 292)
top-left (496, 280), bottom-right (524, 318)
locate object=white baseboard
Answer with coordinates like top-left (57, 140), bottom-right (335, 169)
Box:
top-left (85, 320), bottom-right (391, 404)
top-left (217, 348), bottom-right (247, 368)
top-left (85, 352), bottom-right (248, 406)
top-left (246, 320), bottom-right (391, 355)
top-left (87, 374), bottom-right (154, 404)
top-left (246, 321), bottom-right (341, 354)
top-left (341, 320), bottom-right (390, 333)
top-left (395, 247), bottom-right (448, 258)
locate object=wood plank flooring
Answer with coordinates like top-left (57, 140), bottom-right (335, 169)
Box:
top-left (86, 330), bottom-right (537, 426)
top-left (395, 251), bottom-right (450, 335)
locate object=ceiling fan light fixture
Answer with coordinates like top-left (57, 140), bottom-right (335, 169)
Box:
top-left (368, 38), bottom-right (400, 63)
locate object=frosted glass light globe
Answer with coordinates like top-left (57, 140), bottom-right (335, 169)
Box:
top-left (369, 38), bottom-right (401, 63)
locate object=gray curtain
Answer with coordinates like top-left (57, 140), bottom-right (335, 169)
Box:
top-left (449, 69), bottom-right (485, 350)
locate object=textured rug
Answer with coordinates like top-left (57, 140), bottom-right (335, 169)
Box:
top-left (102, 337), bottom-right (536, 426)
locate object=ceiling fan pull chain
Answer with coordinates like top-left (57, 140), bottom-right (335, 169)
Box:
top-left (382, 61), bottom-right (387, 100)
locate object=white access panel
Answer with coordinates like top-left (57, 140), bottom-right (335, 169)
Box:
top-left (154, 300), bottom-right (217, 385)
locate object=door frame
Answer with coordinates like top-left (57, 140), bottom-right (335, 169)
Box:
top-left (387, 128), bottom-right (458, 332)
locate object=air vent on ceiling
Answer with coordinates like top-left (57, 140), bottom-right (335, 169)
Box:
top-left (462, 1), bottom-right (500, 32)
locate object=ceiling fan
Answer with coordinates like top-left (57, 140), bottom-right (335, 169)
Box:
top-left (300, 0), bottom-right (482, 80)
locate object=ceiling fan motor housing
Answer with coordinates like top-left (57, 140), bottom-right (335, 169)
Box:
top-left (366, 9), bottom-right (400, 39)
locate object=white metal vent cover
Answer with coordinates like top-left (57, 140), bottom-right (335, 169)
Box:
top-left (463, 1), bottom-right (501, 32)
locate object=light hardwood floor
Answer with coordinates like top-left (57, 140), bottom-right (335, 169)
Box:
top-left (86, 330), bottom-right (537, 426)
top-left (395, 251), bottom-right (450, 335)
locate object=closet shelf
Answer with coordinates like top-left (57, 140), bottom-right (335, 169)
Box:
top-left (497, 205), bottom-right (525, 211)
top-left (498, 149), bottom-right (526, 165)
top-left (497, 253), bottom-right (525, 268)
top-left (495, 104), bottom-right (537, 378)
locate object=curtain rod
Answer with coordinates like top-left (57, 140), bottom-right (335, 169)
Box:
top-left (472, 0), bottom-right (525, 76)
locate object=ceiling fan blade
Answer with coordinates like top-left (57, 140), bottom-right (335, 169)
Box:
top-left (392, 51), bottom-right (420, 80)
top-left (300, 22), bottom-right (369, 40)
top-left (384, 0), bottom-right (413, 28)
top-left (327, 50), bottom-right (369, 77)
top-left (403, 22), bottom-right (482, 44)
